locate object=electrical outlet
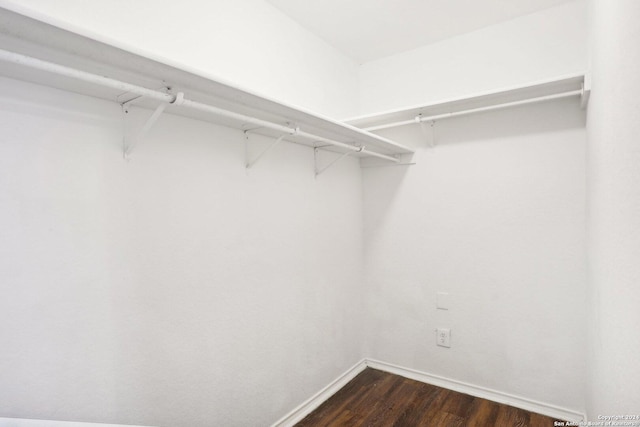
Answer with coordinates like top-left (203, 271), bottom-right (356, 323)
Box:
top-left (436, 328), bottom-right (451, 348)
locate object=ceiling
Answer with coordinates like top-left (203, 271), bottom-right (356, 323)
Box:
top-left (266, 0), bottom-right (574, 63)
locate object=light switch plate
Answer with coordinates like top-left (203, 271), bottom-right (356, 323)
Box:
top-left (436, 292), bottom-right (450, 310)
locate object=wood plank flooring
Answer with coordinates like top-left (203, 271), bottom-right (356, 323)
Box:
top-left (295, 368), bottom-right (561, 426)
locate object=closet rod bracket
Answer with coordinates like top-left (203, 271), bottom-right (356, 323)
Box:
top-left (314, 145), bottom-right (363, 177)
top-left (417, 116), bottom-right (437, 147)
top-left (244, 127), bottom-right (300, 169)
top-left (245, 127), bottom-right (299, 169)
top-left (580, 81), bottom-right (591, 109)
top-left (122, 92), bottom-right (184, 158)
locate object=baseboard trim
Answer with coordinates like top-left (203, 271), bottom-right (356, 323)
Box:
top-left (366, 359), bottom-right (586, 422)
top-left (272, 358), bottom-right (586, 425)
top-left (270, 359), bottom-right (368, 427)
top-left (0, 419), bottom-right (154, 427)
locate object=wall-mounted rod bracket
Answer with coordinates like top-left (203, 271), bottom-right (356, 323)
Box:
top-left (314, 146), bottom-right (363, 177)
top-left (580, 81), bottom-right (591, 109)
top-left (418, 117), bottom-right (436, 147)
top-left (245, 127), bottom-right (299, 169)
top-left (122, 92), bottom-right (184, 158)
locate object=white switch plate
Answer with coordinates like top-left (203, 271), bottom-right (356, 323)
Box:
top-left (436, 328), bottom-right (451, 348)
top-left (436, 292), bottom-right (450, 310)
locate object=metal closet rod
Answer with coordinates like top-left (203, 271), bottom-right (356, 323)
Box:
top-left (364, 89), bottom-right (584, 132)
top-left (0, 48), bottom-right (398, 163)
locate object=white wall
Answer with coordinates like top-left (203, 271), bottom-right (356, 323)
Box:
top-left (362, 98), bottom-right (587, 413)
top-left (586, 0), bottom-right (640, 418)
top-left (0, 77), bottom-right (365, 426)
top-left (0, 1), bottom-right (600, 423)
top-left (357, 0), bottom-right (587, 116)
top-left (0, 0), bottom-right (359, 119)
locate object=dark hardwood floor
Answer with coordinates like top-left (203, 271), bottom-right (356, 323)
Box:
top-left (295, 368), bottom-right (561, 426)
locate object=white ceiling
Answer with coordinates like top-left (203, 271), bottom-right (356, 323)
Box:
top-left (266, 0), bottom-right (575, 63)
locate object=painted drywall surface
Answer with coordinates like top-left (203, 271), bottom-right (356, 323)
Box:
top-left (362, 98), bottom-right (587, 412)
top-left (0, 0), bottom-right (359, 119)
top-left (357, 0), bottom-right (587, 116)
top-left (0, 77), bottom-right (365, 426)
top-left (586, 0), bottom-right (640, 418)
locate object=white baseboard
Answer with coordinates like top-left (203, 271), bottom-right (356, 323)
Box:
top-left (0, 419), bottom-right (154, 427)
top-left (366, 359), bottom-right (586, 422)
top-left (270, 359), bottom-right (368, 427)
top-left (271, 358), bottom-right (586, 426)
